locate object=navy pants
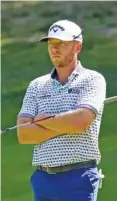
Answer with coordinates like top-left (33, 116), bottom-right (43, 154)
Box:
top-left (30, 167), bottom-right (99, 201)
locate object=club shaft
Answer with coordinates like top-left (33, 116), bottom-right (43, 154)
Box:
top-left (1, 116), bottom-right (54, 134)
top-left (1, 96), bottom-right (117, 134)
top-left (8, 122), bottom-right (31, 130)
top-left (104, 96), bottom-right (117, 104)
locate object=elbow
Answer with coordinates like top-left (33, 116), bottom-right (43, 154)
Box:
top-left (17, 128), bottom-right (31, 144)
top-left (75, 121), bottom-right (91, 133)
top-left (17, 129), bottom-right (26, 144)
top-left (74, 108), bottom-right (95, 132)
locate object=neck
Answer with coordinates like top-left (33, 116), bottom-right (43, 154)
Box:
top-left (55, 58), bottom-right (78, 85)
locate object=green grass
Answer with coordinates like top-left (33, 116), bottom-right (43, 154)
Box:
top-left (1, 102), bottom-right (117, 201)
top-left (1, 1), bottom-right (117, 201)
top-left (98, 103), bottom-right (117, 200)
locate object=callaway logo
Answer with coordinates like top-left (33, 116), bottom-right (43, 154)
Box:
top-left (50, 24), bottom-right (65, 33)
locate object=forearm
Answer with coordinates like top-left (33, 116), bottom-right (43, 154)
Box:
top-left (17, 108), bottom-right (95, 144)
top-left (35, 108), bottom-right (95, 133)
top-left (17, 120), bottom-right (60, 144)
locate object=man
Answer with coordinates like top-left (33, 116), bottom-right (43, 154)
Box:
top-left (17, 20), bottom-right (106, 201)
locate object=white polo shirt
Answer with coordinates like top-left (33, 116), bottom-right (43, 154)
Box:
top-left (18, 61), bottom-right (106, 167)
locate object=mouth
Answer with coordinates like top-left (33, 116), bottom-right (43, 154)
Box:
top-left (52, 55), bottom-right (60, 58)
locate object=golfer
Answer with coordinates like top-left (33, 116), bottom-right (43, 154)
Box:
top-left (17, 20), bottom-right (106, 201)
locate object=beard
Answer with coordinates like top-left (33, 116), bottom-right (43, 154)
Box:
top-left (51, 54), bottom-right (74, 68)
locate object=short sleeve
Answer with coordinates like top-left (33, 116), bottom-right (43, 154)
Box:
top-left (77, 74), bottom-right (106, 115)
top-left (18, 81), bottom-right (38, 118)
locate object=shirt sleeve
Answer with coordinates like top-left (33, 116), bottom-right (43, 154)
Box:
top-left (77, 73), bottom-right (106, 115)
top-left (18, 81), bottom-right (38, 118)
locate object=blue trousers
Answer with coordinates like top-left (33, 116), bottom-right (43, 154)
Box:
top-left (30, 167), bottom-right (99, 201)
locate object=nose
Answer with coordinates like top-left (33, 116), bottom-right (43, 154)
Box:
top-left (53, 48), bottom-right (59, 53)
top-left (51, 47), bottom-right (60, 55)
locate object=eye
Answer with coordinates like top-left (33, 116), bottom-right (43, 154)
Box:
top-left (48, 41), bottom-right (61, 46)
top-left (48, 40), bottom-right (69, 46)
top-left (48, 41), bottom-right (53, 47)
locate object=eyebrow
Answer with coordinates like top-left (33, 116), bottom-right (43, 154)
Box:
top-left (48, 39), bottom-right (61, 42)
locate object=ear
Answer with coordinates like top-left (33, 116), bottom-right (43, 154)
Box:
top-left (76, 42), bottom-right (82, 53)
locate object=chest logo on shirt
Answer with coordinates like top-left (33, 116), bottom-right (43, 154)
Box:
top-left (68, 87), bottom-right (81, 94)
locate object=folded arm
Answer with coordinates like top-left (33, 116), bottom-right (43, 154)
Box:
top-left (17, 108), bottom-right (95, 144)
top-left (17, 73), bottom-right (106, 143)
top-left (34, 108), bottom-right (95, 133)
top-left (17, 117), bottom-right (59, 144)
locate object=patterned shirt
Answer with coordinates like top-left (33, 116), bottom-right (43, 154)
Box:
top-left (18, 61), bottom-right (106, 167)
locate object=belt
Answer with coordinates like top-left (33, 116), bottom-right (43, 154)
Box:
top-left (36, 160), bottom-right (97, 174)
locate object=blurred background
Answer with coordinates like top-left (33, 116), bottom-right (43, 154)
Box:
top-left (1, 1), bottom-right (117, 201)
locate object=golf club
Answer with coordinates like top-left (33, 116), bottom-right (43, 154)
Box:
top-left (1, 96), bottom-right (117, 135)
top-left (0, 115), bottom-right (55, 135)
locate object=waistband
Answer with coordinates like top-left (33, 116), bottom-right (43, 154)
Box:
top-left (36, 160), bottom-right (97, 174)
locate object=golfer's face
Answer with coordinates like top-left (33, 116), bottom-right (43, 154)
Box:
top-left (48, 38), bottom-right (79, 67)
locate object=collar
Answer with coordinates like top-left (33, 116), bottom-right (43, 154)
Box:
top-left (50, 61), bottom-right (84, 80)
